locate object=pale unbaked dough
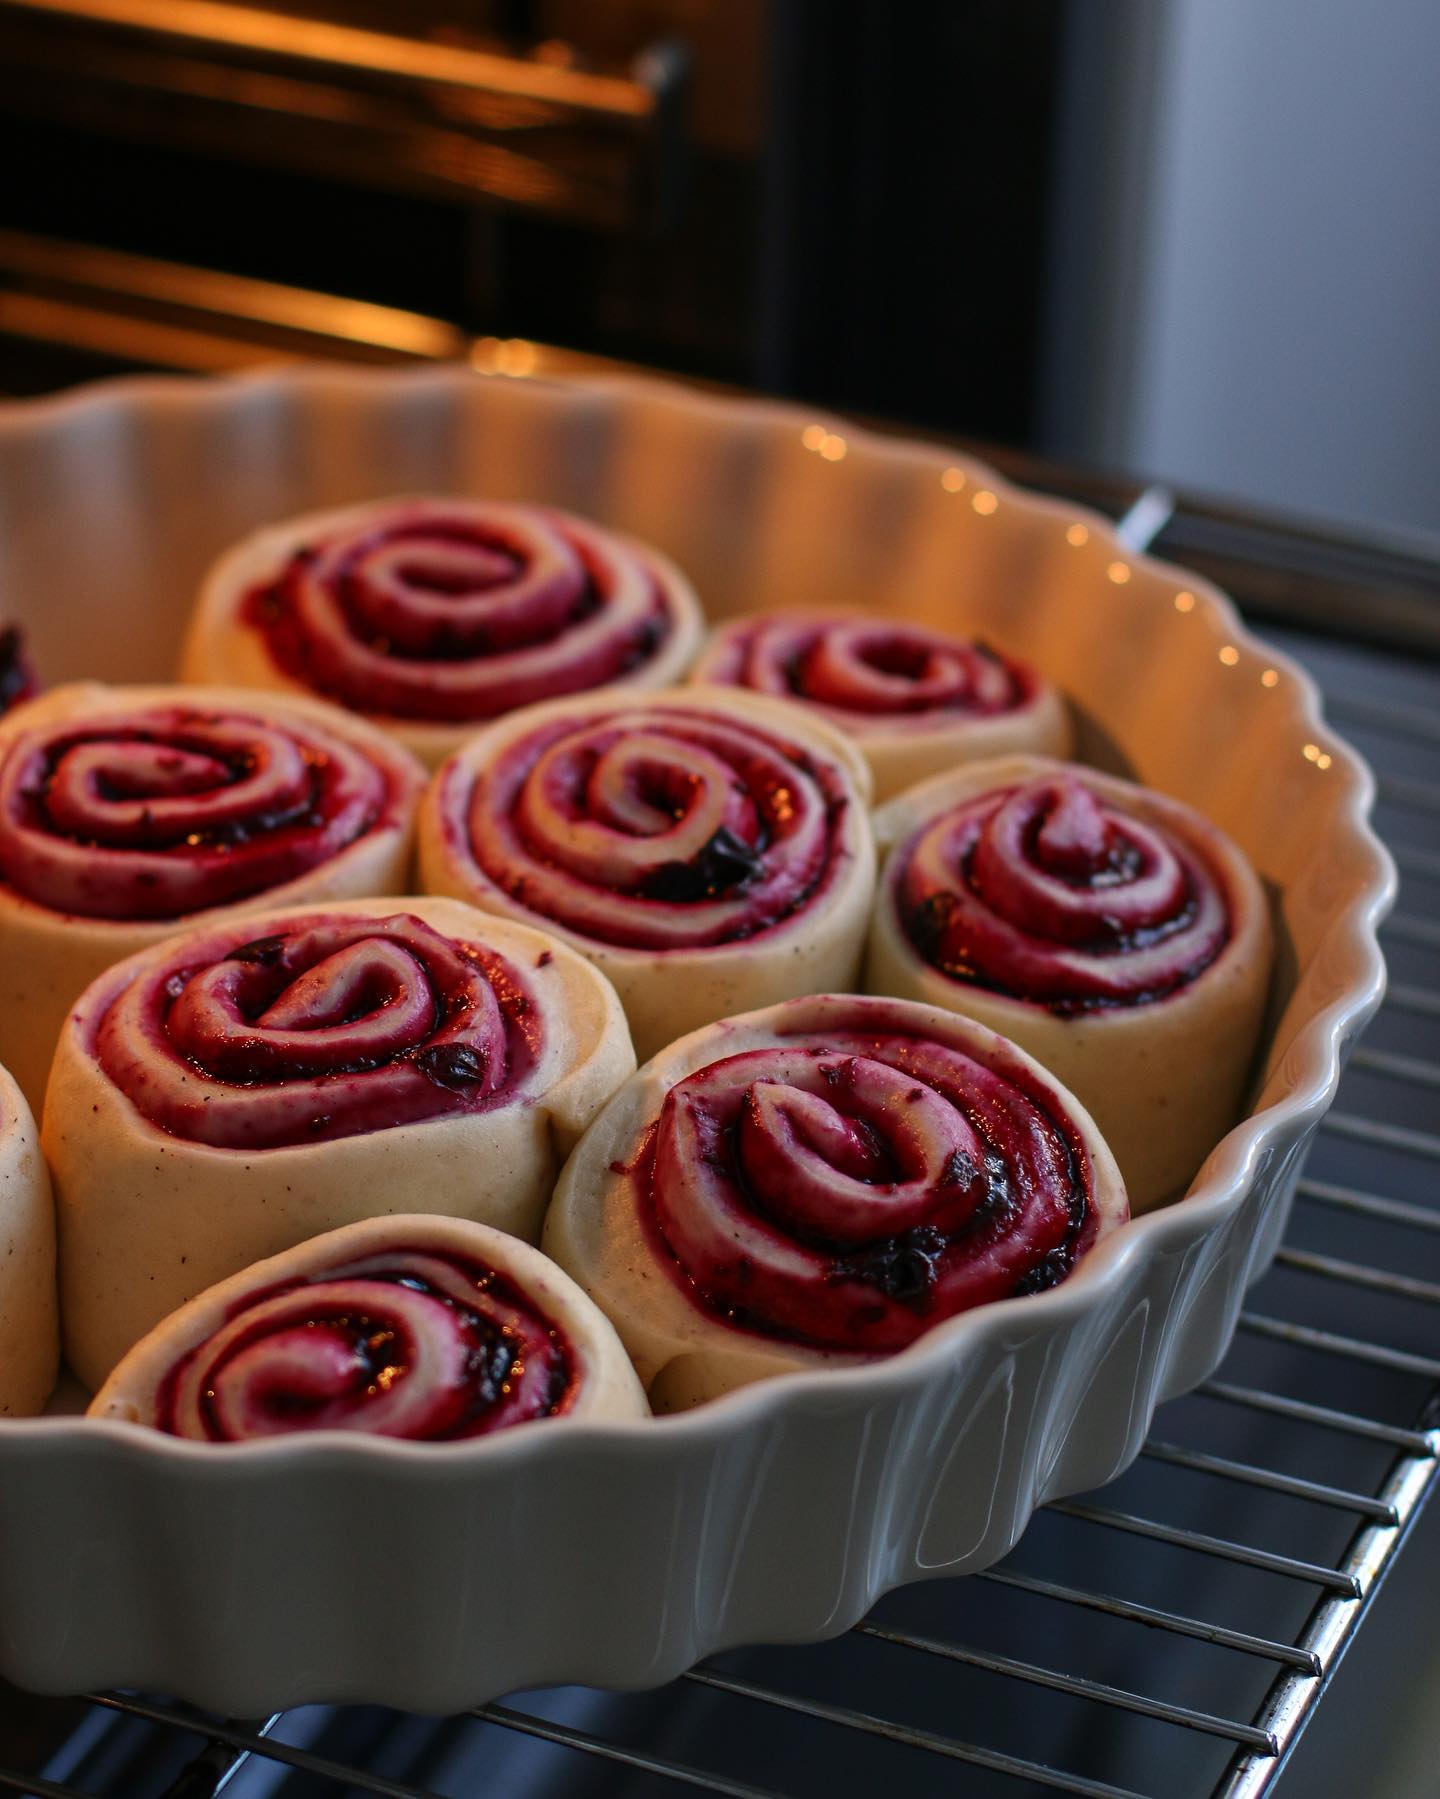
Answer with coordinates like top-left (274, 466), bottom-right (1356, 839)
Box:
top-left (418, 685), bottom-right (877, 1063)
top-left (544, 993), bottom-right (1128, 1410)
top-left (689, 610), bottom-right (1073, 801)
top-left (0, 1063), bottom-right (58, 1416)
top-left (47, 895), bottom-right (636, 1391)
top-left (179, 497), bottom-right (706, 769)
top-left (867, 756), bottom-right (1274, 1213)
top-left (90, 1212), bottom-right (649, 1433)
top-left (0, 683), bottom-right (426, 1113)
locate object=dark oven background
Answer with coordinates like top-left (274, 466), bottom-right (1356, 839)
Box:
top-left (0, 0), bottom-right (1062, 451)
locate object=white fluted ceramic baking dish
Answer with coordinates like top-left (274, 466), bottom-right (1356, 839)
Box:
top-left (0, 365), bottom-right (1392, 1714)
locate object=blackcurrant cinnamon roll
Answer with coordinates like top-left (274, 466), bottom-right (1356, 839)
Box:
top-left (182, 497), bottom-right (704, 767)
top-left (867, 758), bottom-right (1273, 1210)
top-left (90, 1215), bottom-right (647, 1441)
top-left (0, 684), bottom-right (425, 1110)
top-left (46, 896), bottom-right (634, 1389)
top-left (419, 688), bottom-right (876, 1060)
top-left (546, 993), bottom-right (1127, 1408)
top-left (691, 611), bottom-right (1070, 800)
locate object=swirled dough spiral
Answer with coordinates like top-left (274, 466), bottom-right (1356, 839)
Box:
top-left (0, 684), bottom-right (425, 1110)
top-left (182, 497), bottom-right (704, 767)
top-left (419, 687), bottom-right (876, 1060)
top-left (546, 992), bottom-right (1126, 1409)
top-left (691, 610), bottom-right (1070, 800)
top-left (867, 757), bottom-right (1273, 1210)
top-left (90, 1214), bottom-right (647, 1441)
top-left (46, 895), bottom-right (634, 1389)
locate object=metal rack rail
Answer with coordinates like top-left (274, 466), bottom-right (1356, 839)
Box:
top-left (0, 480), bottom-right (1435, 1799)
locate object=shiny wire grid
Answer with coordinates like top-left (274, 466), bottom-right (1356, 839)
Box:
top-left (1, 503), bottom-right (1436, 1799)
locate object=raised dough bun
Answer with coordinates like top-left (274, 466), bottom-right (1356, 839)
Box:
top-left (689, 609), bottom-right (1073, 801)
top-left (867, 755), bottom-right (1274, 1212)
top-left (545, 992), bottom-right (1127, 1411)
top-left (180, 496), bottom-right (706, 769)
top-left (0, 682), bottom-right (425, 1113)
top-left (46, 895), bottom-right (635, 1391)
top-left (90, 1213), bottom-right (648, 1437)
top-left (418, 684), bottom-right (877, 1063)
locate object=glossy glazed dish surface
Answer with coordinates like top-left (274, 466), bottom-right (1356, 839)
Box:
top-left (0, 366), bottom-right (1391, 1712)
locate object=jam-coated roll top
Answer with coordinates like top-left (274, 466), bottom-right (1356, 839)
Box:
top-left (634, 1017), bottom-right (1104, 1353)
top-left (453, 698), bottom-right (858, 952)
top-left (0, 700), bottom-right (413, 921)
top-left (894, 771), bottom-right (1230, 1012)
top-left (695, 612), bottom-right (1040, 731)
top-left (155, 1244), bottom-right (577, 1442)
top-left (93, 909), bottom-right (541, 1149)
top-left (242, 498), bottom-right (700, 723)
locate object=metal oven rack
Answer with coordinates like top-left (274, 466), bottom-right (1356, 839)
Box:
top-left (0, 454), bottom-right (1436, 1799)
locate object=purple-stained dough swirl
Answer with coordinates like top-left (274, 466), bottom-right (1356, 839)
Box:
top-left (697, 613), bottom-right (1038, 732)
top-left (94, 910), bottom-right (540, 1149)
top-left (0, 703), bottom-right (403, 921)
top-left (895, 774), bottom-right (1230, 1011)
top-left (244, 500), bottom-right (690, 723)
top-left (632, 1019), bottom-right (1099, 1353)
top-left (450, 703), bottom-right (855, 952)
top-left (153, 1245), bottom-right (575, 1441)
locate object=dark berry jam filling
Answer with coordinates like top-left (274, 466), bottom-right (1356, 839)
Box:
top-left (896, 775), bottom-right (1230, 1012)
top-left (702, 615), bottom-right (1040, 730)
top-left (451, 705), bottom-right (855, 952)
top-left (241, 501), bottom-right (680, 723)
top-left (0, 704), bottom-right (405, 921)
top-left (631, 1010), bottom-right (1097, 1354)
top-left (154, 1246), bottom-right (576, 1441)
top-left (96, 911), bottom-right (542, 1148)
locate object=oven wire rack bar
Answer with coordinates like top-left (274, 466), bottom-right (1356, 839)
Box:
top-left (3, 489), bottom-right (1437, 1799)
